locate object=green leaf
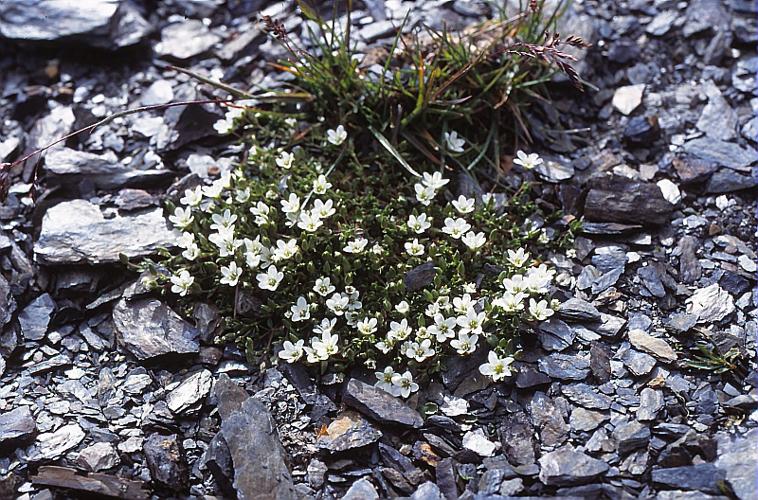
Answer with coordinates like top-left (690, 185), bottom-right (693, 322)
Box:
top-left (368, 126), bottom-right (421, 178)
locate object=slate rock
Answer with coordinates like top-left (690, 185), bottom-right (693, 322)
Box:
top-left (678, 236), bottom-right (702, 284)
top-left (673, 157), bottom-right (719, 184)
top-left (343, 477), bottom-right (379, 499)
top-left (530, 392), bottom-right (568, 447)
top-left (30, 466), bottom-right (148, 500)
top-left (141, 80), bottom-right (174, 106)
top-left (621, 348), bottom-right (656, 376)
top-left (411, 481), bottom-right (446, 500)
top-left (538, 318), bottom-right (575, 351)
top-left (316, 411), bottom-right (382, 453)
top-left (637, 388), bottom-right (664, 422)
top-left (166, 369), bottom-right (213, 415)
top-left (719, 271), bottom-right (752, 296)
top-left (143, 434), bottom-right (188, 491)
top-left (705, 169), bottom-right (758, 193)
top-left (652, 464), bottom-right (726, 494)
top-left (0, 0), bottom-right (150, 49)
top-left (612, 420), bottom-right (651, 455)
top-left (34, 200), bottom-right (180, 265)
top-left (155, 20), bottom-right (221, 60)
top-left (538, 448), bottom-right (609, 486)
top-left (682, 137), bottom-right (757, 172)
top-left (558, 298), bottom-right (601, 322)
top-left (204, 433), bottom-right (235, 498)
top-left (561, 383), bottom-right (612, 410)
top-left (76, 442), bottom-right (120, 472)
top-left (716, 428), bottom-right (758, 500)
top-left (404, 262), bottom-right (437, 292)
top-left (696, 81), bottom-right (738, 141)
top-left (624, 115), bottom-right (660, 145)
top-left (34, 423), bottom-right (86, 461)
top-left (112, 298), bottom-right (200, 361)
top-left (0, 406), bottom-right (36, 446)
top-left (637, 266), bottom-right (666, 298)
top-left (44, 148), bottom-right (172, 190)
top-left (570, 407), bottom-right (607, 432)
top-left (538, 353), bottom-right (590, 380)
top-left (344, 379), bottom-right (423, 428)
top-left (584, 176), bottom-right (673, 225)
top-left (18, 293), bottom-right (55, 341)
top-left (612, 84), bottom-right (645, 115)
top-left (498, 411), bottom-right (537, 466)
top-left (686, 284), bottom-right (735, 323)
top-left (628, 329), bottom-right (677, 362)
top-left (220, 397), bottom-right (302, 499)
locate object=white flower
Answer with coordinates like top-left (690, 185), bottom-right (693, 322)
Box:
top-left (169, 206), bottom-right (194, 229)
top-left (313, 318), bottom-right (337, 336)
top-left (375, 366), bottom-right (399, 396)
top-left (457, 308), bottom-right (486, 336)
top-left (406, 339), bottom-right (436, 363)
top-left (273, 238), bottom-right (299, 262)
top-left (462, 231), bottom-right (486, 250)
top-left (182, 242), bottom-right (200, 261)
top-left (414, 183), bottom-right (437, 206)
top-left (202, 176), bottom-right (229, 199)
top-left (524, 264), bottom-right (555, 294)
top-left (463, 282), bottom-right (477, 294)
top-left (313, 174), bottom-right (332, 194)
top-left (450, 331), bottom-right (479, 355)
top-left (507, 248), bottom-right (530, 267)
top-left (492, 292), bottom-right (527, 313)
top-left (451, 195), bottom-right (475, 214)
top-left (388, 319), bottom-right (412, 341)
top-left (210, 209), bottom-right (238, 232)
top-left (208, 228), bottom-right (243, 257)
top-left (311, 331), bottom-right (339, 360)
top-left (312, 199), bottom-right (336, 219)
top-left (276, 151), bottom-right (295, 169)
top-left (236, 188), bottom-right (251, 203)
top-left (404, 238), bottom-right (425, 256)
top-left (357, 317), bottom-right (378, 335)
top-left (220, 261), bottom-right (242, 286)
top-left (421, 171), bottom-right (450, 190)
top-left (170, 270), bottom-right (194, 296)
top-left (326, 124), bottom-right (348, 146)
top-left (452, 294), bottom-right (475, 315)
top-left (444, 131), bottom-right (465, 153)
top-left (529, 298), bottom-right (554, 321)
top-left (407, 213), bottom-right (431, 234)
top-left (429, 314), bottom-right (457, 343)
top-left (297, 210), bottom-right (323, 232)
top-left (290, 296), bottom-right (311, 322)
top-left (513, 150), bottom-right (543, 170)
top-left (376, 340), bottom-right (394, 354)
top-left (281, 193), bottom-right (301, 214)
top-left (395, 301), bottom-right (410, 315)
top-left (326, 292), bottom-right (350, 316)
top-left (314, 277), bottom-right (336, 297)
top-left (180, 186), bottom-right (203, 207)
top-left (250, 201), bottom-right (270, 226)
top-left (391, 371), bottom-right (419, 398)
top-left (442, 217), bottom-right (471, 239)
top-left (371, 244), bottom-right (384, 255)
top-left (178, 232), bottom-right (195, 249)
top-left (278, 340), bottom-right (305, 363)
top-left (343, 237), bottom-right (368, 254)
top-left (256, 265), bottom-right (283, 291)
top-left (502, 274), bottom-right (527, 294)
top-left (479, 351), bottom-right (515, 381)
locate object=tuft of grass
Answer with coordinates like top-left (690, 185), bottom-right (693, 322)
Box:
top-left (685, 340), bottom-right (747, 378)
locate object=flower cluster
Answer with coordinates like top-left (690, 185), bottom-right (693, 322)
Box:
top-left (154, 119), bottom-right (561, 398)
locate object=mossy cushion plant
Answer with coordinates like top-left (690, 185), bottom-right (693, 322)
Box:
top-left (140, 0), bottom-right (584, 396)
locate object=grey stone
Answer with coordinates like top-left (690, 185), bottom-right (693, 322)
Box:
top-left (538, 448), bottom-right (609, 486)
top-left (498, 411), bottom-right (537, 466)
top-left (34, 423), bottom-right (86, 461)
top-left (166, 369), bottom-right (213, 415)
top-left (0, 407), bottom-right (36, 446)
top-left (530, 392), bottom-right (568, 447)
top-left (705, 169), bottom-right (758, 193)
top-left (410, 481), bottom-right (445, 500)
top-left (696, 81), bottom-right (738, 141)
top-left (344, 379), bottom-right (423, 428)
top-left (646, 10), bottom-right (677, 36)
top-left (141, 80), bottom-right (174, 106)
top-left (205, 433), bottom-right (235, 498)
top-left (76, 442), bottom-right (120, 472)
top-left (637, 388), bottom-right (664, 422)
top-left (628, 329), bottom-right (677, 362)
top-left (561, 383), bottom-right (612, 410)
top-left (584, 176), bottom-right (673, 225)
top-left (538, 353), bottom-right (590, 380)
top-left (558, 298), bottom-right (601, 322)
top-left (666, 313), bottom-right (697, 334)
top-left (716, 428), bottom-right (758, 500)
top-left (612, 84), bottom-right (645, 115)
top-left (155, 20), bottom-right (221, 60)
top-left (678, 236), bottom-right (702, 284)
top-left (637, 265), bottom-right (666, 298)
top-left (404, 262), bottom-right (437, 292)
top-left (612, 420), bottom-right (650, 455)
top-left (316, 411), bottom-right (382, 453)
top-left (652, 464), bottom-right (726, 494)
top-left (499, 478), bottom-right (524, 496)
top-left (535, 159), bottom-right (574, 182)
top-left (112, 299), bottom-right (200, 361)
top-left (44, 148), bottom-right (172, 190)
top-left (570, 407), bottom-right (607, 432)
top-left (682, 137), bottom-right (757, 172)
top-left (538, 318), bottom-right (575, 351)
top-left (686, 284), bottom-right (735, 323)
top-left (34, 200), bottom-right (180, 265)
top-left (343, 477), bottom-right (379, 499)
top-left (30, 466), bottom-right (148, 499)
top-left (18, 293), bottom-right (55, 341)
top-left (143, 434), bottom-right (188, 491)
top-left (621, 348), bottom-right (656, 376)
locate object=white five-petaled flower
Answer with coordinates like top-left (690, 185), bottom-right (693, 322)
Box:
top-left (375, 366), bottom-right (399, 396)
top-left (492, 292), bottom-right (527, 313)
top-left (312, 199), bottom-right (336, 219)
top-left (278, 340), bottom-right (305, 363)
top-left (219, 261), bottom-right (242, 286)
top-left (395, 301), bottom-right (410, 315)
top-left (404, 238), bottom-right (425, 256)
top-left (343, 237), bottom-right (368, 254)
top-left (525, 264), bottom-right (555, 294)
top-left (182, 242), bottom-right (200, 261)
top-left (169, 207), bottom-right (194, 229)
top-left (442, 217), bottom-right (471, 239)
top-left (276, 151), bottom-right (295, 169)
top-left (273, 238), bottom-right (299, 262)
top-left (479, 351), bottom-right (515, 381)
top-left (406, 339), bottom-right (436, 363)
top-left (180, 186), bottom-right (203, 206)
top-left (326, 125), bottom-right (348, 146)
top-left (451, 195), bottom-right (475, 214)
top-left (388, 319), bottom-right (412, 341)
top-left (450, 331), bottom-right (479, 355)
top-left (326, 292), bottom-right (350, 316)
top-left (407, 213), bottom-right (432, 234)
top-left (281, 193), bottom-right (301, 214)
top-left (313, 318), bottom-right (337, 336)
top-left (170, 270), bottom-right (194, 296)
top-left (391, 370), bottom-right (419, 398)
top-left (444, 131), bottom-right (465, 153)
top-left (313, 277), bottom-right (336, 297)
top-left (502, 274), bottom-right (527, 294)
top-left (290, 296), bottom-right (311, 322)
top-left (429, 314), bottom-right (457, 342)
top-left (452, 294), bottom-right (475, 315)
top-left (250, 201), bottom-right (270, 226)
top-left (256, 265), bottom-right (284, 291)
top-left (529, 298), bottom-right (554, 321)
top-left (457, 308), bottom-right (486, 335)
top-left (310, 331), bottom-right (339, 360)
top-left (462, 231), bottom-right (486, 250)
top-left (313, 174), bottom-right (332, 194)
top-left (210, 209), bottom-right (238, 232)
top-left (357, 317), bottom-right (378, 335)
top-left (513, 150), bottom-right (543, 170)
top-left (414, 183), bottom-right (436, 206)
top-left (297, 210), bottom-right (323, 232)
top-left (208, 227), bottom-right (242, 257)
top-left (507, 248), bottom-right (530, 267)
top-left (421, 171), bottom-right (450, 190)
